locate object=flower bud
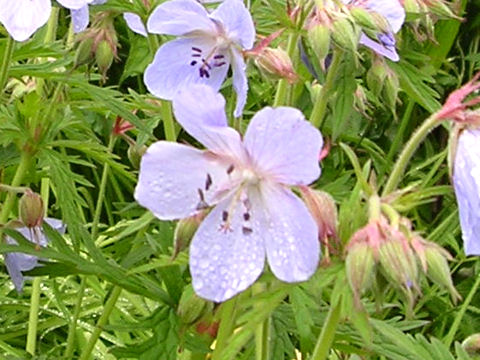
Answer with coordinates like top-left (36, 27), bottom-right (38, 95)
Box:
top-left (424, 242), bottom-right (461, 303)
top-left (403, 0), bottom-right (421, 14)
top-left (300, 187), bottom-right (337, 241)
top-left (331, 18), bottom-right (359, 52)
top-left (384, 69), bottom-right (400, 110)
top-left (425, 0), bottom-right (457, 19)
top-left (177, 284), bottom-right (212, 325)
top-left (346, 241), bottom-right (375, 300)
top-left (127, 144), bottom-right (147, 169)
top-left (95, 40), bottom-right (114, 78)
top-left (350, 8), bottom-right (380, 33)
top-left (377, 235), bottom-right (419, 293)
top-left (366, 60), bottom-right (387, 97)
top-left (74, 36), bottom-right (94, 68)
top-left (307, 24), bottom-right (331, 63)
top-left (254, 47), bottom-right (298, 83)
top-left (462, 333), bottom-right (480, 358)
top-left (172, 213), bottom-right (205, 259)
top-left (19, 190), bottom-right (44, 228)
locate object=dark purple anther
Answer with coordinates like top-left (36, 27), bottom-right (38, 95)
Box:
top-left (191, 61), bottom-right (197, 66)
top-left (214, 62), bottom-right (226, 67)
top-left (243, 212), bottom-right (250, 221)
top-left (192, 47), bottom-right (202, 53)
top-left (214, 54), bottom-right (224, 59)
top-left (205, 173), bottom-right (212, 191)
top-left (242, 226), bottom-right (253, 235)
top-left (378, 32), bottom-right (395, 47)
top-left (222, 210), bottom-right (229, 222)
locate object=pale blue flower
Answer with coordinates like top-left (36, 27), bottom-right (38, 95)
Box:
top-left (453, 127), bottom-right (480, 256)
top-left (135, 84), bottom-right (323, 302)
top-left (0, 0), bottom-right (102, 41)
top-left (4, 218), bottom-right (65, 292)
top-left (143, 0), bottom-right (255, 118)
top-left (345, 0), bottom-right (405, 61)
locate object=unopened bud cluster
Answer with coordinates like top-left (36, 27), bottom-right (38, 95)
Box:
top-left (74, 12), bottom-right (118, 80)
top-left (346, 203), bottom-right (460, 308)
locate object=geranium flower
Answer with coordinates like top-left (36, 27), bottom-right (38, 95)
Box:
top-left (143, 0), bottom-right (255, 117)
top-left (135, 85), bottom-right (323, 302)
top-left (0, 0), bottom-right (95, 41)
top-left (453, 127), bottom-right (480, 255)
top-left (4, 218), bottom-right (65, 292)
top-left (345, 0), bottom-right (405, 61)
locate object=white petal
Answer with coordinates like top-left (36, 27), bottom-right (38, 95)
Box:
top-left (71, 5), bottom-right (89, 33)
top-left (123, 12), bottom-right (147, 37)
top-left (243, 107), bottom-right (323, 185)
top-left (364, 0), bottom-right (405, 33)
top-left (135, 142), bottom-right (234, 220)
top-left (231, 48), bottom-right (248, 118)
top-left (210, 0), bottom-right (255, 49)
top-left (147, 0), bottom-right (215, 36)
top-left (56, 0), bottom-right (89, 10)
top-left (0, 0), bottom-right (51, 42)
top-left (190, 196), bottom-right (265, 302)
top-left (254, 183), bottom-right (319, 282)
top-left (172, 84), bottom-right (245, 159)
top-left (453, 128), bottom-right (480, 255)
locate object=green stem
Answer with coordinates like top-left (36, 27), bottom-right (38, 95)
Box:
top-left (254, 283), bottom-right (270, 360)
top-left (79, 286), bottom-right (122, 360)
top-left (0, 36), bottom-right (15, 95)
top-left (211, 297), bottom-right (237, 360)
top-left (386, 100), bottom-right (415, 163)
top-left (309, 50), bottom-right (342, 129)
top-left (382, 113), bottom-right (441, 196)
top-left (273, 31), bottom-right (299, 107)
top-left (26, 277), bottom-right (41, 355)
top-left (147, 34), bottom-right (160, 55)
top-left (64, 277), bottom-right (87, 358)
top-left (310, 302), bottom-right (342, 360)
top-left (160, 101), bottom-right (177, 142)
top-left (91, 136), bottom-right (116, 240)
top-left (25, 178), bottom-right (50, 355)
top-left (444, 272), bottom-right (480, 347)
top-left (255, 314), bottom-right (271, 360)
top-left (0, 152), bottom-right (32, 225)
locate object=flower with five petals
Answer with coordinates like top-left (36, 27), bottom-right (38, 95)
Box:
top-left (135, 85), bottom-right (323, 302)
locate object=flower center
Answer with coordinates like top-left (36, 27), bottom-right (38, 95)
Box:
top-left (190, 46), bottom-right (228, 79)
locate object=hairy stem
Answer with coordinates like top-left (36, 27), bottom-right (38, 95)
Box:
top-left (309, 50), bottom-right (342, 129)
top-left (444, 271), bottom-right (480, 347)
top-left (310, 301), bottom-right (342, 360)
top-left (382, 113), bottom-right (441, 196)
top-left (211, 297), bottom-right (237, 360)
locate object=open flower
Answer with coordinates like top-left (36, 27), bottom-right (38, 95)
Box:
top-left (135, 85), bottom-right (323, 302)
top-left (453, 126), bottom-right (480, 256)
top-left (144, 0), bottom-right (255, 117)
top-left (345, 0), bottom-right (405, 61)
top-left (4, 218), bottom-right (65, 292)
top-left (0, 0), bottom-right (97, 41)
